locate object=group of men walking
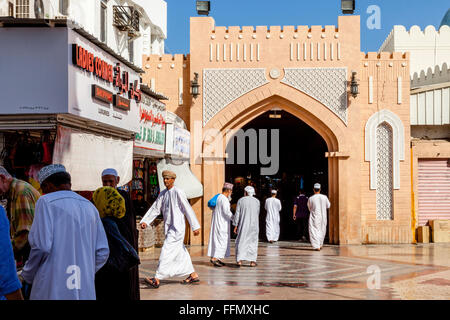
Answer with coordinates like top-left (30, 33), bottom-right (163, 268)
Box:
top-left (0, 164), bottom-right (141, 300)
top-left (0, 161), bottom-right (331, 299)
top-left (206, 181), bottom-right (331, 269)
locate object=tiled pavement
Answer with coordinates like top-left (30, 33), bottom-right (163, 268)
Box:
top-left (138, 241), bottom-right (450, 300)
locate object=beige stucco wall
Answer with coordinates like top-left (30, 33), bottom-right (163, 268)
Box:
top-left (142, 15), bottom-right (414, 245)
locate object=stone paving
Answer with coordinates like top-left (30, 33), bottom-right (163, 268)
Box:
top-left (138, 241), bottom-right (450, 300)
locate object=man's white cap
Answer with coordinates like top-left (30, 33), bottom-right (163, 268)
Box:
top-left (245, 186), bottom-right (256, 196)
top-left (271, 190), bottom-right (277, 194)
top-left (38, 164), bottom-right (67, 185)
top-left (102, 168), bottom-right (118, 177)
top-left (314, 183), bottom-right (321, 189)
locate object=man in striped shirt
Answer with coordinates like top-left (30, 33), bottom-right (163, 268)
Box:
top-left (0, 166), bottom-right (40, 268)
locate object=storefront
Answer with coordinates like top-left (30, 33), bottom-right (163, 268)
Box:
top-left (0, 20), bottom-right (144, 193)
top-left (132, 85), bottom-right (167, 218)
top-left (159, 112), bottom-right (203, 200)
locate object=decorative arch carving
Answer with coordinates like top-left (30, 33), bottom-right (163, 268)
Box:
top-left (365, 109), bottom-right (405, 190)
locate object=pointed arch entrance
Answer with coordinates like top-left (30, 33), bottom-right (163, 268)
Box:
top-left (200, 88), bottom-right (344, 245)
top-left (226, 109), bottom-right (329, 242)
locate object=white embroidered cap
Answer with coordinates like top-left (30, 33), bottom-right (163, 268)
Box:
top-left (38, 164), bottom-right (67, 185)
top-left (314, 183), bottom-right (321, 189)
top-left (102, 168), bottom-right (118, 177)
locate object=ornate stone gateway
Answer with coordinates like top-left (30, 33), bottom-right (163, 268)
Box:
top-left (143, 16), bottom-right (412, 245)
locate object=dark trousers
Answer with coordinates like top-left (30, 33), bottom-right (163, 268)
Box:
top-left (296, 217), bottom-right (309, 240)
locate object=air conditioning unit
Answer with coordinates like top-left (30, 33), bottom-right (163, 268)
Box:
top-left (24, 0), bottom-right (55, 19)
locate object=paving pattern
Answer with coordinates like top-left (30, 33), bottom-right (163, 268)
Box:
top-left (139, 241), bottom-right (450, 300)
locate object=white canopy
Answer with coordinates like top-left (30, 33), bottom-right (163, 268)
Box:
top-left (53, 126), bottom-right (133, 191)
top-left (157, 158), bottom-right (203, 199)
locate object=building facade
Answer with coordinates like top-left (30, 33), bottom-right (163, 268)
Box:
top-left (144, 16), bottom-right (413, 246)
top-left (0, 0), bottom-right (167, 66)
top-left (380, 19), bottom-right (450, 235)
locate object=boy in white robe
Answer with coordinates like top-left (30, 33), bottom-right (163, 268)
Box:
top-left (265, 190), bottom-right (282, 243)
top-left (207, 182), bottom-right (234, 267)
top-left (307, 183), bottom-right (331, 251)
top-left (233, 186), bottom-right (260, 267)
top-left (140, 170), bottom-right (201, 288)
top-left (21, 164), bottom-right (110, 300)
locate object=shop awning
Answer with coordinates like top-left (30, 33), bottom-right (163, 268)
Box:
top-left (53, 126), bottom-right (133, 191)
top-left (156, 158), bottom-right (203, 199)
top-left (133, 147), bottom-right (165, 159)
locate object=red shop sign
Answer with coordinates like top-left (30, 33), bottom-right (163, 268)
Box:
top-left (72, 44), bottom-right (142, 103)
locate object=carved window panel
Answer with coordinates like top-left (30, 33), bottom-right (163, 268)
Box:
top-left (376, 122), bottom-right (394, 220)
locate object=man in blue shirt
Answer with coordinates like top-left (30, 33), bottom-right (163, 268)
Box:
top-left (0, 205), bottom-right (23, 300)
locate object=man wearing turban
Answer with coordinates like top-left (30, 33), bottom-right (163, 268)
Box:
top-left (233, 186), bottom-right (260, 267)
top-left (140, 170), bottom-right (201, 288)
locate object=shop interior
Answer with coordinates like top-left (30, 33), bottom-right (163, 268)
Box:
top-left (131, 159), bottom-right (161, 220)
top-left (225, 110), bottom-right (329, 242)
top-left (0, 130), bottom-right (56, 196)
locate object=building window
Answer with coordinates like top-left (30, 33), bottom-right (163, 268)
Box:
top-left (376, 122), bottom-right (394, 220)
top-left (8, 1), bottom-right (14, 16)
top-left (59, 0), bottom-right (69, 15)
top-left (100, 2), bottom-right (107, 43)
top-left (15, 0), bottom-right (30, 18)
top-left (128, 39), bottom-right (134, 63)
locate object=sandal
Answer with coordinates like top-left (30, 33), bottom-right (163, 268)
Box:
top-left (210, 259), bottom-right (223, 267)
top-left (217, 260), bottom-right (226, 266)
top-left (250, 262), bottom-right (258, 267)
top-left (144, 277), bottom-right (160, 289)
top-left (181, 275), bottom-right (200, 285)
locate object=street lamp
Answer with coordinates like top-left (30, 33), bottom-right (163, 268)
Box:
top-left (341, 0), bottom-right (355, 14)
top-left (191, 73), bottom-right (200, 98)
top-left (196, 1), bottom-right (211, 16)
top-left (350, 71), bottom-right (359, 98)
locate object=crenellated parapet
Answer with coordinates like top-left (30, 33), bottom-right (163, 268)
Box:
top-left (379, 25), bottom-right (450, 53)
top-left (359, 52), bottom-right (410, 106)
top-left (142, 54), bottom-right (188, 69)
top-left (360, 52), bottom-right (410, 81)
top-left (378, 25), bottom-right (450, 76)
top-left (141, 54), bottom-right (191, 124)
top-left (411, 62), bottom-right (450, 88)
top-left (190, 16), bottom-right (360, 66)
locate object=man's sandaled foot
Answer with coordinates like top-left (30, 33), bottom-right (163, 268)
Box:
top-left (250, 262), bottom-right (258, 267)
top-left (210, 259), bottom-right (223, 267)
top-left (181, 275), bottom-right (200, 285)
top-left (144, 277), bottom-right (160, 289)
top-left (217, 260), bottom-right (226, 266)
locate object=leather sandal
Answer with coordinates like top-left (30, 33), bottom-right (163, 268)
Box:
top-left (210, 259), bottom-right (223, 267)
top-left (181, 275), bottom-right (200, 285)
top-left (144, 277), bottom-right (160, 289)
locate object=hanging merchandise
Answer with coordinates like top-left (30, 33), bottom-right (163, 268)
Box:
top-left (41, 131), bottom-right (54, 165)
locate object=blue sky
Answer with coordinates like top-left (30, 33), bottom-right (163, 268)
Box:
top-left (164, 0), bottom-right (449, 55)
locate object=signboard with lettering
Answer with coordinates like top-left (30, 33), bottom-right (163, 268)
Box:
top-left (172, 126), bottom-right (190, 159)
top-left (134, 94), bottom-right (166, 152)
top-left (0, 28), bottom-right (141, 134)
top-left (92, 85), bottom-right (113, 104)
top-left (68, 29), bottom-right (141, 133)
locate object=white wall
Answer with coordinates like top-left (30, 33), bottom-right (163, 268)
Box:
top-left (0, 28), bottom-right (69, 115)
top-left (379, 25), bottom-right (450, 77)
top-left (28, 0), bottom-right (167, 65)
